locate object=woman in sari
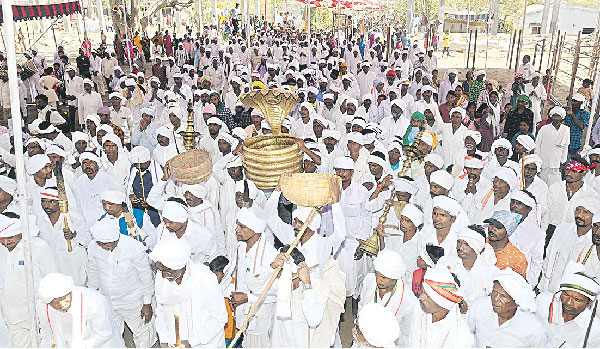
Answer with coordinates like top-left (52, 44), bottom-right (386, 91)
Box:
top-left (209, 92), bottom-right (236, 130)
top-left (455, 85), bottom-right (468, 108)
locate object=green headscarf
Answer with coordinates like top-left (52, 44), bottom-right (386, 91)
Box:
top-left (516, 94), bottom-right (532, 108)
top-left (209, 91), bottom-right (225, 113)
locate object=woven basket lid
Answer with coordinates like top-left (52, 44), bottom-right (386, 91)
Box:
top-left (239, 88), bottom-right (299, 135)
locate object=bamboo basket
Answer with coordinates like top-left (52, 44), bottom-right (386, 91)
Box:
top-left (240, 89), bottom-right (302, 189)
top-left (169, 149), bottom-right (212, 185)
top-left (280, 173), bottom-right (341, 207)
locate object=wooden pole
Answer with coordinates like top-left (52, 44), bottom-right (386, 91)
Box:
top-left (227, 207), bottom-right (318, 348)
top-left (538, 38), bottom-right (545, 72)
top-left (533, 42), bottom-right (538, 66)
top-left (568, 31), bottom-right (582, 98)
top-left (551, 33), bottom-right (564, 96)
top-left (546, 29), bottom-right (555, 71)
top-left (514, 29), bottom-right (522, 73)
top-left (466, 29), bottom-right (472, 69)
top-left (472, 29), bottom-right (477, 68)
top-left (508, 30), bottom-right (517, 69)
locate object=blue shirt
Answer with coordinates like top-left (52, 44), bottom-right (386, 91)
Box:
top-left (565, 109), bottom-right (590, 150)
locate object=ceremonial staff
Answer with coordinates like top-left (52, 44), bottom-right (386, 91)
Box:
top-left (54, 161), bottom-right (72, 252)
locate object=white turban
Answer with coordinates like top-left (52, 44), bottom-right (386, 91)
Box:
top-left (511, 190), bottom-right (536, 209)
top-left (572, 196), bottom-right (600, 216)
top-left (38, 273), bottom-right (74, 304)
top-left (594, 212), bottom-right (600, 224)
top-left (100, 190), bottom-right (126, 204)
top-left (128, 146), bottom-right (151, 163)
top-left (346, 132), bottom-right (364, 146)
top-left (516, 135), bottom-right (536, 151)
top-left (367, 154), bottom-right (387, 169)
top-left (450, 107), bottom-right (466, 120)
top-left (523, 154), bottom-right (543, 171)
top-left (181, 184), bottom-right (208, 200)
top-left (493, 268), bottom-right (536, 312)
top-left (559, 261), bottom-right (600, 299)
top-left (491, 138), bottom-right (513, 158)
top-left (464, 130), bottom-right (482, 145)
top-left (432, 195), bottom-right (461, 217)
top-left (333, 156), bottom-right (355, 170)
top-left (322, 129), bottom-right (341, 141)
top-left (0, 175), bottom-right (17, 196)
top-left (226, 155), bottom-right (243, 169)
top-left (90, 216), bottom-right (120, 243)
top-left (392, 178), bottom-right (418, 195)
top-left (373, 249), bottom-right (405, 279)
top-left (234, 179), bottom-right (259, 200)
top-left (149, 237), bottom-right (191, 270)
top-left (494, 167), bottom-right (518, 191)
top-left (420, 131), bottom-right (436, 149)
top-left (292, 206), bottom-right (321, 232)
top-left (79, 151), bottom-right (101, 164)
top-left (401, 203), bottom-right (424, 227)
top-left (236, 207), bottom-right (266, 234)
top-left (352, 118), bottom-right (367, 129)
top-left (464, 156), bottom-right (484, 169)
top-left (0, 215), bottom-right (19, 238)
top-left (357, 303), bottom-right (400, 348)
top-left (156, 126), bottom-right (171, 139)
top-left (422, 266), bottom-right (463, 310)
top-left (162, 201), bottom-right (189, 223)
top-left (46, 144), bottom-right (67, 158)
top-left (424, 153), bottom-right (444, 169)
top-left (102, 133), bottom-right (122, 150)
top-left (550, 106), bottom-right (566, 119)
top-left (26, 154), bottom-right (50, 175)
top-left (430, 170), bottom-right (454, 190)
top-left (457, 226), bottom-right (486, 254)
top-left (218, 133), bottom-right (239, 149)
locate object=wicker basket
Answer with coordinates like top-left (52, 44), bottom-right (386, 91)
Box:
top-left (280, 173), bottom-right (341, 207)
top-left (168, 149), bottom-right (212, 185)
top-left (242, 135), bottom-right (303, 189)
top-left (239, 88), bottom-right (299, 135)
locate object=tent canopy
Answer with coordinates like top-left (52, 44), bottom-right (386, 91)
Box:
top-left (296, 0), bottom-right (380, 10)
top-left (0, 1), bottom-right (81, 25)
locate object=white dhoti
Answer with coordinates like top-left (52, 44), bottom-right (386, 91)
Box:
top-left (55, 245), bottom-right (88, 287)
top-left (540, 168), bottom-right (562, 187)
top-left (6, 321), bottom-right (33, 348)
top-left (111, 301), bottom-right (157, 348)
top-left (337, 239), bottom-right (360, 298)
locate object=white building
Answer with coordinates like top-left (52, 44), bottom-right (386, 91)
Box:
top-left (523, 3), bottom-right (598, 35)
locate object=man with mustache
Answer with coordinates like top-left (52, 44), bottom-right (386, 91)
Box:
top-left (536, 261), bottom-right (600, 347)
top-left (72, 151), bottom-right (119, 233)
top-left (569, 213), bottom-right (600, 283)
top-left (540, 198), bottom-right (600, 293)
top-left (584, 146), bottom-right (600, 193)
top-left (452, 155), bottom-right (492, 213)
top-left (87, 215), bottom-right (156, 347)
top-left (486, 210), bottom-right (528, 277)
top-left (547, 156), bottom-right (597, 244)
top-left (535, 106), bottom-right (570, 186)
top-left (38, 272), bottom-right (123, 347)
top-left (519, 154), bottom-right (550, 230)
top-left (0, 214), bottom-right (57, 347)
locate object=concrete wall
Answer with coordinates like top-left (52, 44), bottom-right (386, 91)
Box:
top-left (524, 4), bottom-right (598, 35)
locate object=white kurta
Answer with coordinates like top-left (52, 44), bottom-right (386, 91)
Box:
top-left (510, 215), bottom-right (545, 287)
top-left (73, 170), bottom-right (120, 232)
top-left (0, 237), bottom-right (58, 347)
top-left (536, 291), bottom-right (600, 348)
top-left (154, 260), bottom-right (228, 347)
top-left (358, 273), bottom-right (416, 347)
top-left (467, 296), bottom-right (549, 347)
top-left (410, 303), bottom-right (475, 348)
top-left (539, 222), bottom-right (591, 293)
top-left (38, 287), bottom-right (125, 348)
top-left (156, 220), bottom-right (217, 264)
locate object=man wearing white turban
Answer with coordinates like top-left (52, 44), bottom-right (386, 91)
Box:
top-left (101, 133), bottom-right (131, 191)
top-left (150, 237), bottom-right (228, 347)
top-left (353, 303), bottom-right (400, 348)
top-left (25, 154), bottom-right (55, 219)
top-left (439, 225), bottom-right (498, 311)
top-left (509, 190), bottom-right (545, 286)
top-left (419, 195), bottom-right (469, 259)
top-left (541, 198), bottom-right (600, 293)
top-left (358, 249), bottom-right (417, 346)
top-left (127, 145), bottom-right (164, 227)
top-left (227, 207), bottom-right (278, 347)
top-left (0, 175), bottom-right (18, 214)
top-left (72, 151), bottom-right (120, 233)
top-left (0, 214), bottom-right (58, 347)
top-left (467, 268), bottom-right (549, 347)
top-left (568, 212), bottom-right (600, 288)
top-left (518, 153), bottom-right (549, 230)
top-left (434, 106), bottom-right (469, 166)
top-left (37, 186), bottom-right (90, 287)
top-left (469, 167), bottom-right (517, 225)
top-left (535, 106), bottom-right (570, 186)
top-left (452, 155), bottom-right (492, 213)
top-left (156, 198), bottom-right (217, 264)
top-left (536, 261), bottom-right (600, 347)
top-left (410, 266), bottom-right (475, 347)
top-left (87, 216), bottom-right (157, 347)
top-left (481, 138), bottom-right (520, 182)
top-left (38, 273), bottom-right (125, 347)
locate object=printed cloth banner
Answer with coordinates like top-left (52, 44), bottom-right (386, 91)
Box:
top-left (0, 1), bottom-right (82, 24)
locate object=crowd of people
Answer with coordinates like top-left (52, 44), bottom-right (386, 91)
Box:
top-left (0, 16), bottom-right (599, 348)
